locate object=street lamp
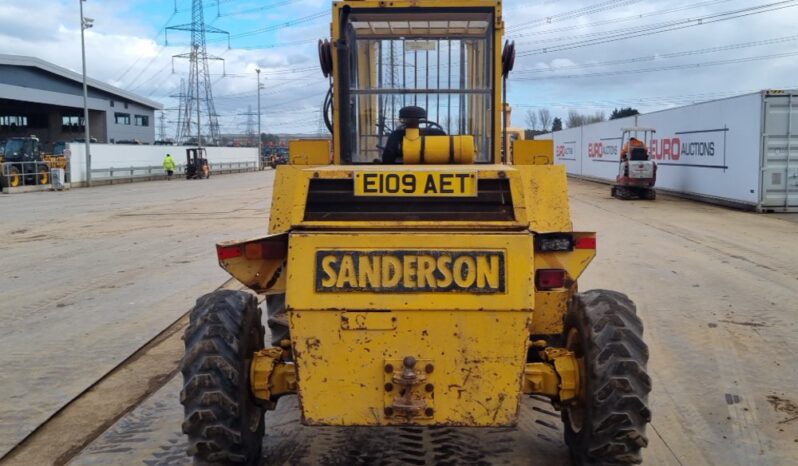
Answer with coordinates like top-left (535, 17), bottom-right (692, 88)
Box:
top-left (256, 68), bottom-right (263, 169)
top-left (80, 0), bottom-right (93, 187)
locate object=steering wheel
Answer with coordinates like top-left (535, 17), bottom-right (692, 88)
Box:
top-left (420, 120), bottom-right (445, 134)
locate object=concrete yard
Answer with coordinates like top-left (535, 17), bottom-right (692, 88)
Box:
top-left (0, 173), bottom-right (272, 458)
top-left (1, 173), bottom-right (797, 466)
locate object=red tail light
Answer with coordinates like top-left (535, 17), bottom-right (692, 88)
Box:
top-left (217, 245), bottom-right (242, 260)
top-left (536, 269), bottom-right (566, 290)
top-left (574, 237), bottom-right (596, 249)
top-left (217, 238), bottom-right (288, 262)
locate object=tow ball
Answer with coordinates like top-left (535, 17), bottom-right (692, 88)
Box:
top-left (384, 356), bottom-right (435, 419)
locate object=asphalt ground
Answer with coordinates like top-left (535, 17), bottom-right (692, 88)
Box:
top-left (0, 172), bottom-right (272, 457)
top-left (2, 172), bottom-right (797, 465)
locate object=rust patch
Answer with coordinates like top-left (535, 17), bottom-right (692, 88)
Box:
top-left (305, 338), bottom-right (321, 350)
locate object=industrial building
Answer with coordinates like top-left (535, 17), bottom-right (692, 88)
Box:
top-left (0, 54), bottom-right (161, 150)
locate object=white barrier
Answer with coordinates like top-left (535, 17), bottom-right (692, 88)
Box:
top-left (543, 90), bottom-right (798, 211)
top-left (67, 144), bottom-right (259, 183)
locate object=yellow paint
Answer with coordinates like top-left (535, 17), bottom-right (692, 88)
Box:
top-left (216, 233), bottom-right (288, 294)
top-left (522, 363), bottom-right (559, 398)
top-left (266, 164), bottom-right (577, 233)
top-left (250, 348), bottom-right (297, 402)
top-left (515, 164), bottom-right (574, 232)
top-left (514, 140), bottom-right (553, 165)
top-left (402, 128), bottom-right (476, 165)
top-left (215, 0), bottom-right (604, 429)
top-left (315, 249), bottom-right (504, 292)
top-left (287, 232), bottom-right (531, 425)
top-left (42, 155), bottom-right (68, 170)
top-left (523, 349), bottom-right (580, 402)
top-left (288, 233), bottom-right (532, 312)
top-left (533, 232), bottom-right (596, 286)
top-left (289, 139), bottom-right (330, 165)
top-left (354, 170), bottom-right (478, 197)
top-left (267, 165), bottom-right (309, 234)
top-left (292, 310), bottom-right (528, 425)
top-left (340, 312), bottom-right (397, 331)
top-left (531, 291), bottom-right (571, 335)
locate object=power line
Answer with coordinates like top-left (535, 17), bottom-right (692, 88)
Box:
top-left (512, 34), bottom-right (798, 75)
top-left (130, 54), bottom-right (182, 93)
top-left (510, 84), bottom-right (798, 109)
top-left (113, 10), bottom-right (178, 83)
top-left (118, 3), bottom-right (319, 91)
top-left (213, 70), bottom-right (318, 100)
top-left (208, 11), bottom-right (328, 43)
top-left (517, 0), bottom-right (798, 56)
top-left (511, 50), bottom-right (798, 81)
top-left (233, 38), bottom-right (318, 50)
top-left (507, 0), bottom-right (733, 39)
top-left (175, 0), bottom-right (236, 15)
top-left (122, 46), bottom-right (171, 89)
top-left (217, 0), bottom-right (303, 18)
top-left (507, 0), bottom-right (645, 32)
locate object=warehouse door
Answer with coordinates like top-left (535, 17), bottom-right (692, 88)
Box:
top-left (761, 92), bottom-right (798, 211)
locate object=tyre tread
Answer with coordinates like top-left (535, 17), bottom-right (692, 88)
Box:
top-left (564, 289), bottom-right (651, 466)
top-left (180, 289), bottom-right (264, 465)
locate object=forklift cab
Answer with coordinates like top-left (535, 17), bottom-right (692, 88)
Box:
top-left (2, 137), bottom-right (40, 162)
top-left (323, 6), bottom-right (504, 165)
top-left (185, 147), bottom-right (210, 180)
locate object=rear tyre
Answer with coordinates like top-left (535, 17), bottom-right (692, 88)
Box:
top-left (3, 166), bottom-right (22, 188)
top-left (37, 164), bottom-right (50, 185)
top-left (562, 290), bottom-right (651, 465)
top-left (181, 290), bottom-right (266, 465)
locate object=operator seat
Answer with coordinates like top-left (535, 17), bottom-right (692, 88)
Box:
top-left (381, 106), bottom-right (446, 164)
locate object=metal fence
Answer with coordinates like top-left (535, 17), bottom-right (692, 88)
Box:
top-left (90, 161), bottom-right (257, 184)
top-left (0, 160), bottom-right (70, 190)
top-left (2, 160), bottom-right (256, 191)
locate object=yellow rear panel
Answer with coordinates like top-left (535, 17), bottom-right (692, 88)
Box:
top-left (287, 232), bottom-right (534, 425)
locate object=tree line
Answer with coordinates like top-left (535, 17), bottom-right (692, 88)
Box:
top-left (524, 107), bottom-right (640, 137)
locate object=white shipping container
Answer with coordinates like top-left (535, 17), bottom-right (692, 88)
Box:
top-left (543, 90), bottom-right (798, 212)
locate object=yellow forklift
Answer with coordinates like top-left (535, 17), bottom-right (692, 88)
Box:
top-left (0, 137), bottom-right (51, 189)
top-left (180, 1), bottom-right (651, 465)
top-left (185, 147), bottom-right (211, 180)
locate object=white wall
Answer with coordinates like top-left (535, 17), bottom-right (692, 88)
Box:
top-left (637, 93), bottom-right (762, 205)
top-left (67, 144), bottom-right (258, 183)
top-left (546, 92), bottom-right (764, 206)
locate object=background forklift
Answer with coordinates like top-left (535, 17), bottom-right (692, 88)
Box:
top-left (611, 127), bottom-right (657, 200)
top-left (185, 147), bottom-right (210, 180)
top-left (0, 137), bottom-right (52, 189)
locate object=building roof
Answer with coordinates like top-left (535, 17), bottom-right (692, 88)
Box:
top-left (0, 54), bottom-right (162, 110)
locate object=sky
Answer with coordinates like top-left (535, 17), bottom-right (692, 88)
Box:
top-left (1, 0), bottom-right (797, 137)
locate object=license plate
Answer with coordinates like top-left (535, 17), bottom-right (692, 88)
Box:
top-left (354, 171), bottom-right (477, 197)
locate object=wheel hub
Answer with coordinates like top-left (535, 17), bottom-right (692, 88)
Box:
top-left (564, 327), bottom-right (586, 433)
